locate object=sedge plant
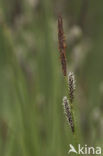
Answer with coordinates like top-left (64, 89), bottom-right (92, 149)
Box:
top-left (58, 15), bottom-right (79, 152)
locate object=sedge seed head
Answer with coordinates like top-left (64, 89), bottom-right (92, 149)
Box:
top-left (68, 72), bottom-right (76, 103)
top-left (58, 15), bottom-right (67, 76)
top-left (62, 96), bottom-right (74, 133)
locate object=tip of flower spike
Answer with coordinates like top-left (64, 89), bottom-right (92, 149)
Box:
top-left (63, 96), bottom-right (67, 101)
top-left (68, 72), bottom-right (76, 90)
top-left (62, 96), bottom-right (67, 106)
top-left (58, 14), bottom-right (62, 20)
top-left (68, 72), bottom-right (73, 76)
top-left (68, 72), bottom-right (75, 80)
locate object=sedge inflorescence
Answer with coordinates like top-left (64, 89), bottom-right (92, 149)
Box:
top-left (58, 15), bottom-right (76, 133)
top-left (63, 96), bottom-right (74, 132)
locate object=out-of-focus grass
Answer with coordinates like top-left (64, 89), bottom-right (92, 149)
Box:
top-left (0, 0), bottom-right (103, 156)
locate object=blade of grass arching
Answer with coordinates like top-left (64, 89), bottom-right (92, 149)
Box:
top-left (35, 3), bottom-right (58, 156)
top-left (9, 40), bottom-right (39, 156)
top-left (0, 24), bottom-right (29, 156)
top-left (0, 20), bottom-right (39, 156)
top-left (31, 2), bottom-right (55, 156)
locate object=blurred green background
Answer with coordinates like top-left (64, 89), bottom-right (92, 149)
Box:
top-left (0, 0), bottom-right (103, 155)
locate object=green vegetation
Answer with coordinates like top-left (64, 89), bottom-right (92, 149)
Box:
top-left (0, 0), bottom-right (103, 156)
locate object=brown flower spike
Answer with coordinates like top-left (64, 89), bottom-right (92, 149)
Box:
top-left (58, 15), bottom-right (67, 76)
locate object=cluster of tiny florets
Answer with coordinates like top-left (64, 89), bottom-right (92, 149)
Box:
top-left (63, 96), bottom-right (74, 132)
top-left (68, 72), bottom-right (76, 103)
